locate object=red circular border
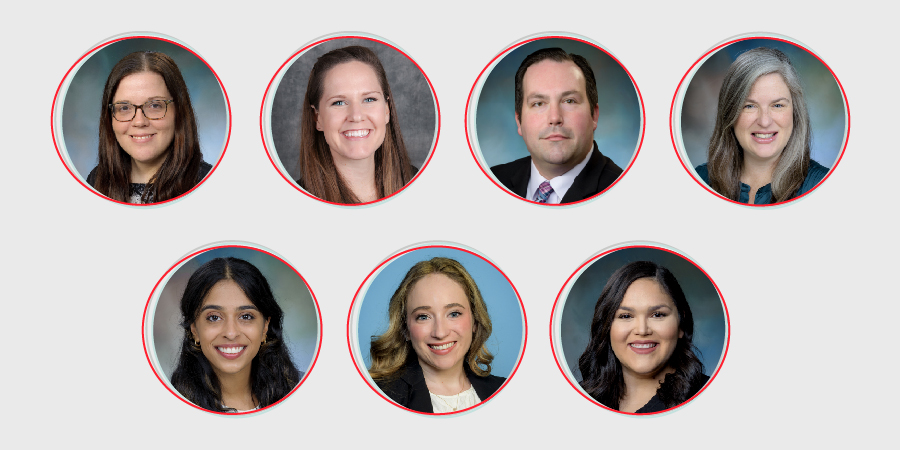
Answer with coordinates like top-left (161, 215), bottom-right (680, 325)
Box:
top-left (141, 243), bottom-right (323, 416)
top-left (345, 244), bottom-right (527, 416)
top-left (464, 35), bottom-right (645, 206)
top-left (51, 34), bottom-right (232, 207)
top-left (259, 34), bottom-right (440, 207)
top-left (548, 244), bottom-right (731, 416)
top-left (669, 35), bottom-right (850, 207)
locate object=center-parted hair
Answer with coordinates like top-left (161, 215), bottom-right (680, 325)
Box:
top-left (369, 257), bottom-right (494, 381)
top-left (297, 45), bottom-right (414, 204)
top-left (514, 47), bottom-right (599, 119)
top-left (170, 257), bottom-right (300, 413)
top-left (578, 261), bottom-right (705, 411)
top-left (706, 47), bottom-right (812, 203)
top-left (94, 51), bottom-right (203, 203)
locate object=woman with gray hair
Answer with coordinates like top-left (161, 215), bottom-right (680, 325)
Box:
top-left (696, 47), bottom-right (828, 204)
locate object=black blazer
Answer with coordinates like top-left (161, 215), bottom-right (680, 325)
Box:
top-left (375, 358), bottom-right (506, 413)
top-left (635, 373), bottom-right (711, 413)
top-left (489, 142), bottom-right (622, 203)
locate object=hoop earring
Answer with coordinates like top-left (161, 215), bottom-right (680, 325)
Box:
top-left (192, 339), bottom-right (201, 350)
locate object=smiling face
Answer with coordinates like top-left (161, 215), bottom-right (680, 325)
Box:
top-left (111, 72), bottom-right (176, 177)
top-left (405, 273), bottom-right (475, 376)
top-left (609, 278), bottom-right (683, 380)
top-left (314, 61), bottom-right (390, 166)
top-left (734, 73), bottom-right (794, 165)
top-left (190, 280), bottom-right (270, 380)
top-left (516, 59), bottom-right (599, 179)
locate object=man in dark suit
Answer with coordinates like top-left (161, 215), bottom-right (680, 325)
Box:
top-left (490, 48), bottom-right (623, 204)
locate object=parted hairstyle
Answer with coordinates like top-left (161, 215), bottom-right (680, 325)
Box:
top-left (369, 257), bottom-right (494, 381)
top-left (297, 45), bottom-right (414, 204)
top-left (706, 47), bottom-right (811, 203)
top-left (578, 261), bottom-right (706, 411)
top-left (514, 47), bottom-right (599, 119)
top-left (93, 51), bottom-right (203, 203)
top-left (170, 257), bottom-right (301, 413)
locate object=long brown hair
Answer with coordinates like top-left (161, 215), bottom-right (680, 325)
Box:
top-left (369, 257), bottom-right (494, 381)
top-left (707, 47), bottom-right (811, 203)
top-left (298, 46), bottom-right (413, 204)
top-left (94, 51), bottom-right (202, 203)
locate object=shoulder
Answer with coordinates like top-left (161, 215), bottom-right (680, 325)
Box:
top-left (802, 160), bottom-right (830, 189)
top-left (490, 155), bottom-right (531, 180)
top-left (694, 163), bottom-right (710, 183)
top-left (374, 375), bottom-right (412, 406)
top-left (469, 372), bottom-right (507, 399)
top-left (86, 166), bottom-right (99, 187)
top-left (585, 146), bottom-right (623, 182)
top-left (197, 160), bottom-right (213, 182)
top-left (409, 164), bottom-right (419, 178)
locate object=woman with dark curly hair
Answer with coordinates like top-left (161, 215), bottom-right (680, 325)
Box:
top-left (578, 261), bottom-right (708, 413)
top-left (369, 257), bottom-right (504, 413)
top-left (171, 257), bottom-right (301, 413)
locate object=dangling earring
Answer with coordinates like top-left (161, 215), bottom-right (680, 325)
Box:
top-left (262, 335), bottom-right (267, 345)
top-left (192, 338), bottom-right (201, 350)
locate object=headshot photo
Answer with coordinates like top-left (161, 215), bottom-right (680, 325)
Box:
top-left (468, 36), bottom-right (643, 205)
top-left (675, 36), bottom-right (848, 206)
top-left (144, 245), bottom-right (321, 414)
top-left (351, 246), bottom-right (525, 414)
top-left (54, 35), bottom-right (229, 205)
top-left (552, 245), bottom-right (728, 415)
top-left (264, 35), bottom-right (438, 205)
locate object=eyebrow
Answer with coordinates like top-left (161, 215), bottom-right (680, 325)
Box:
top-left (617, 304), bottom-right (673, 312)
top-left (409, 302), bottom-right (468, 314)
top-left (745, 97), bottom-right (790, 104)
top-left (199, 304), bottom-right (260, 312)
top-left (112, 96), bottom-right (169, 103)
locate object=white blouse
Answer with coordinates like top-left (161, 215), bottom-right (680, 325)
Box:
top-left (429, 385), bottom-right (481, 413)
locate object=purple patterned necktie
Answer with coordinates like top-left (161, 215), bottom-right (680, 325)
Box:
top-left (533, 181), bottom-right (554, 203)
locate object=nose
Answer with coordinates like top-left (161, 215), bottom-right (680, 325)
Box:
top-left (132, 107), bottom-right (149, 126)
top-left (547, 102), bottom-right (563, 126)
top-left (348, 102), bottom-right (363, 122)
top-left (431, 316), bottom-right (449, 339)
top-left (635, 317), bottom-right (651, 336)
top-left (757, 106), bottom-right (773, 127)
top-left (223, 317), bottom-right (239, 340)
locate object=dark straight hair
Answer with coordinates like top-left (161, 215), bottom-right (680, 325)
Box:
top-left (578, 261), bottom-right (705, 410)
top-left (170, 257), bottom-right (300, 412)
top-left (514, 47), bottom-right (599, 119)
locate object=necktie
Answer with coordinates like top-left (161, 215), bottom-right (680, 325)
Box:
top-left (533, 181), bottom-right (554, 203)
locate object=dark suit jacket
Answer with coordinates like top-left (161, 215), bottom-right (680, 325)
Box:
top-left (375, 358), bottom-right (506, 413)
top-left (489, 142), bottom-right (622, 203)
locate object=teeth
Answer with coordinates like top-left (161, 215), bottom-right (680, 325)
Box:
top-left (217, 346), bottom-right (245, 354)
top-left (630, 343), bottom-right (656, 349)
top-left (429, 342), bottom-right (455, 350)
top-left (754, 133), bottom-right (774, 138)
top-left (132, 135), bottom-right (153, 141)
top-left (343, 129), bottom-right (370, 138)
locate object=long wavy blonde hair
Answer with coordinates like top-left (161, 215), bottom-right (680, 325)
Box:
top-left (369, 257), bottom-right (494, 381)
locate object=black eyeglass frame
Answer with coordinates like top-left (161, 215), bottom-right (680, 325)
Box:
top-left (108, 99), bottom-right (175, 122)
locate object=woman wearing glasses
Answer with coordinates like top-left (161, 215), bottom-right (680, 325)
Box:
top-left (87, 51), bottom-right (211, 204)
top-left (296, 46), bottom-right (416, 204)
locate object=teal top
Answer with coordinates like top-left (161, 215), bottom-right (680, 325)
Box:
top-left (695, 160), bottom-right (830, 204)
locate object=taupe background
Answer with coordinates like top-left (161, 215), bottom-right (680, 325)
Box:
top-left (10, 0), bottom-right (891, 447)
top-left (269, 37), bottom-right (437, 181)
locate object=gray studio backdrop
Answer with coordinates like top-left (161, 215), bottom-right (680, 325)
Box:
top-left (61, 38), bottom-right (228, 181)
top-left (680, 38), bottom-right (846, 170)
top-left (559, 247), bottom-right (727, 382)
top-left (271, 38), bottom-right (437, 180)
top-left (475, 38), bottom-right (642, 170)
top-left (357, 247), bottom-right (525, 379)
top-left (152, 247), bottom-right (319, 382)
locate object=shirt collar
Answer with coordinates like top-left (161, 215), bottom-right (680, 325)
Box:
top-left (526, 143), bottom-right (594, 204)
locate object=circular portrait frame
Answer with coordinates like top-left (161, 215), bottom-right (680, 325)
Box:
top-left (465, 32), bottom-right (645, 207)
top-left (347, 243), bottom-right (526, 416)
top-left (52, 32), bottom-right (231, 207)
top-left (261, 32), bottom-right (440, 207)
top-left (670, 33), bottom-right (849, 207)
top-left (550, 243), bottom-right (730, 416)
top-left (142, 242), bottom-right (322, 415)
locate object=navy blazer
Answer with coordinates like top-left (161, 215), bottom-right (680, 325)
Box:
top-left (375, 358), bottom-right (506, 413)
top-left (489, 142), bottom-right (622, 203)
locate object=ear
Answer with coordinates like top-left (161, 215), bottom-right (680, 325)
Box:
top-left (263, 318), bottom-right (270, 338)
top-left (313, 105), bottom-right (322, 132)
top-left (190, 323), bottom-right (198, 342)
top-left (515, 112), bottom-right (523, 137)
top-left (384, 98), bottom-right (390, 125)
top-left (679, 328), bottom-right (684, 339)
top-left (591, 104), bottom-right (599, 131)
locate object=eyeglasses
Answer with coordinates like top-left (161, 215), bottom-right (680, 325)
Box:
top-left (109, 99), bottom-right (174, 122)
